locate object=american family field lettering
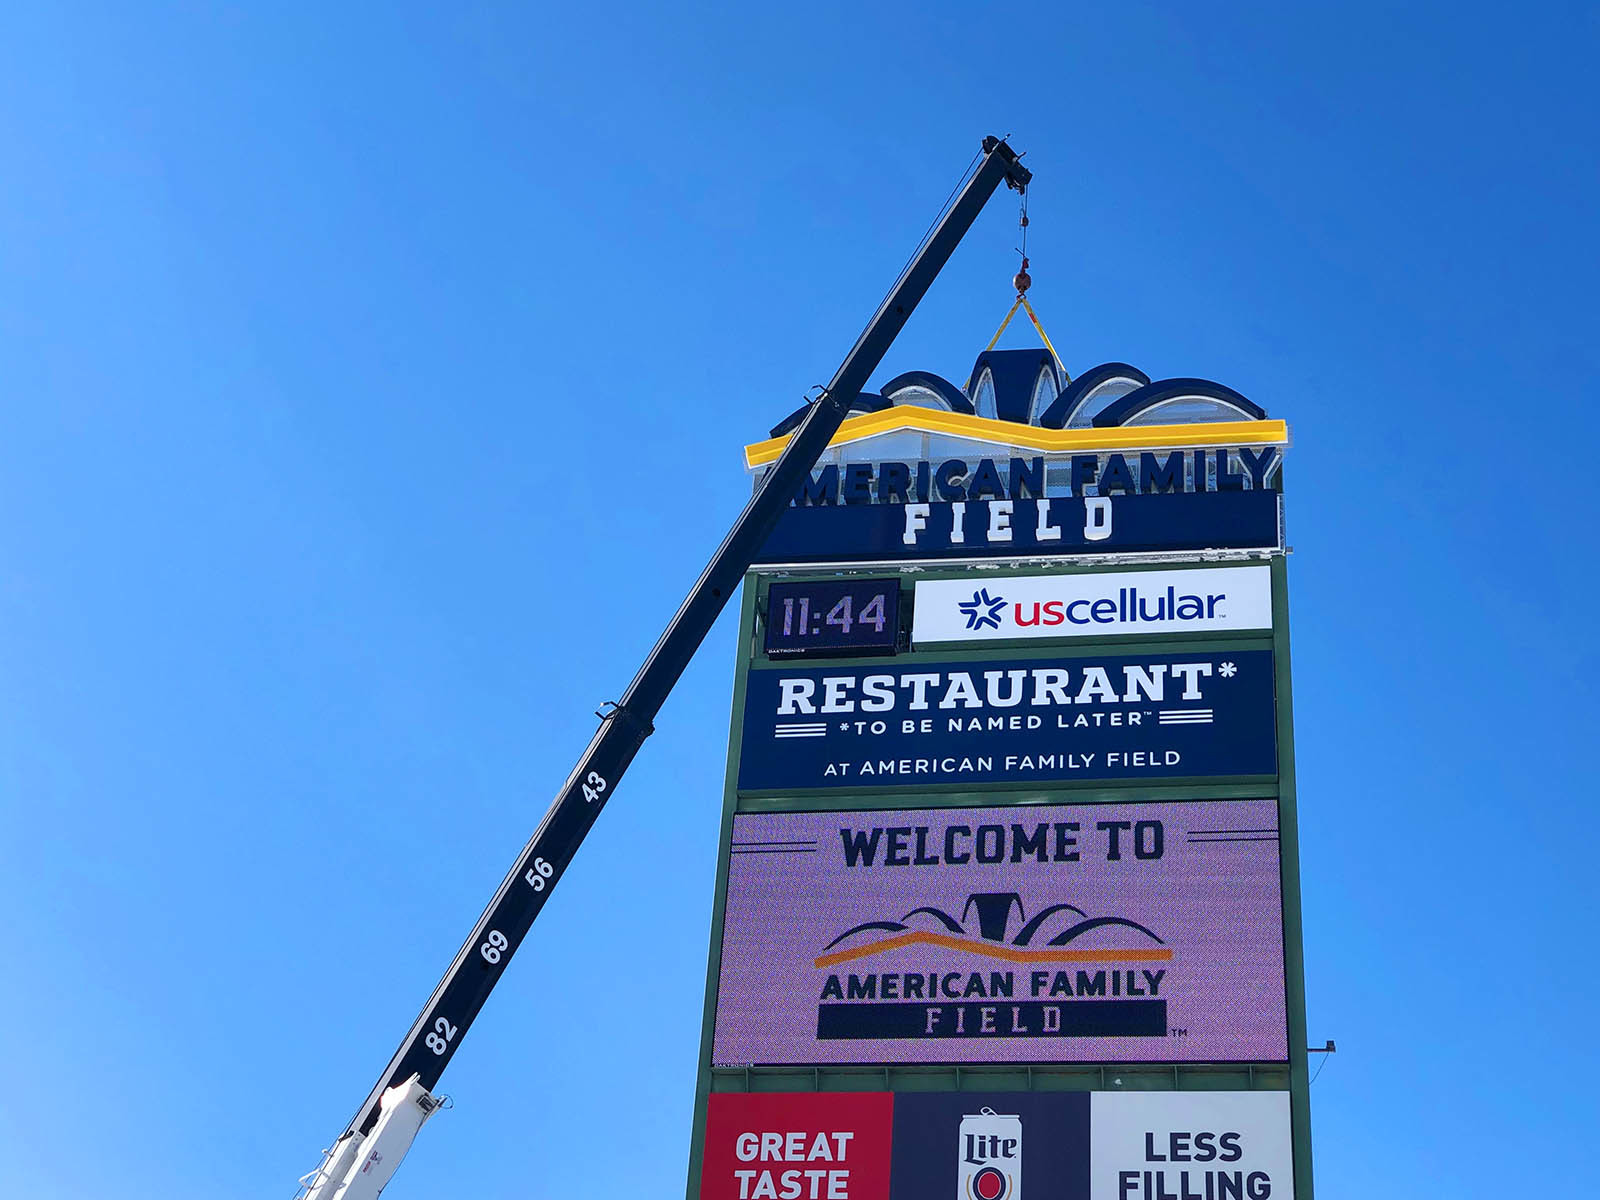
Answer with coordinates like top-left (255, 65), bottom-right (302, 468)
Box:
top-left (899, 496), bottom-right (1113, 545)
top-left (793, 449), bottom-right (1281, 506)
top-left (752, 490), bottom-right (1283, 564)
top-left (818, 970), bottom-right (1168, 1002)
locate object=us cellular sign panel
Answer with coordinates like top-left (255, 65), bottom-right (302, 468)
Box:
top-left (711, 800), bottom-right (1288, 1066)
top-left (912, 566), bottom-right (1272, 645)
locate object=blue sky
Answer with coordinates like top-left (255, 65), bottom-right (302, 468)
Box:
top-left (2, 2), bottom-right (1596, 1196)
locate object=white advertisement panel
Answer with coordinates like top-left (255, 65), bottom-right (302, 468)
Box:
top-left (912, 566), bottom-right (1272, 644)
top-left (1090, 1091), bottom-right (1294, 1200)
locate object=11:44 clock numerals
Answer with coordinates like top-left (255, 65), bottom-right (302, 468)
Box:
top-left (779, 592), bottom-right (887, 637)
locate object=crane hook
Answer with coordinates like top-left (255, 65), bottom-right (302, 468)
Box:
top-left (1013, 255), bottom-right (1032, 296)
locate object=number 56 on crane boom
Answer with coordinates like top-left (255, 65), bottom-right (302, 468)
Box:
top-left (296, 135), bottom-right (1031, 1200)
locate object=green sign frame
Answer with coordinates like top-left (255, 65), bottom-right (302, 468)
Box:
top-left (684, 555), bottom-right (1313, 1198)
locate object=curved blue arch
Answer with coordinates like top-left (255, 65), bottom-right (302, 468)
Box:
top-left (880, 370), bottom-right (975, 415)
top-left (1091, 377), bottom-right (1265, 427)
top-left (1038, 362), bottom-right (1150, 429)
top-left (964, 348), bottom-right (1062, 424)
top-left (767, 391), bottom-right (890, 439)
top-left (1044, 916), bottom-right (1167, 947)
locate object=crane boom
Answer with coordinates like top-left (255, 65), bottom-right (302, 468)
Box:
top-left (299, 135), bottom-right (1031, 1200)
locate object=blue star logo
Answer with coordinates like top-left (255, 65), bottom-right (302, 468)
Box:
top-left (958, 588), bottom-right (1006, 631)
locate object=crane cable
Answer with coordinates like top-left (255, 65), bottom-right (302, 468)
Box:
top-left (963, 186), bottom-right (1071, 389)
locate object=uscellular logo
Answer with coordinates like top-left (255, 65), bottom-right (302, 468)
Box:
top-left (959, 1108), bottom-right (1021, 1200)
top-left (958, 588), bottom-right (1006, 631)
top-left (917, 567), bottom-right (1273, 644)
top-left (958, 584), bottom-right (1237, 633)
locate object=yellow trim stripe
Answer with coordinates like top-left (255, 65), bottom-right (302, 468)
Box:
top-left (743, 410), bottom-right (1289, 469)
top-left (812, 930), bottom-right (1175, 969)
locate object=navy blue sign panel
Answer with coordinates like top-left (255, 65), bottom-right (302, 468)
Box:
top-left (891, 1092), bottom-right (1090, 1200)
top-left (752, 491), bottom-right (1281, 564)
top-left (737, 650), bottom-right (1276, 791)
top-left (764, 578), bottom-right (900, 658)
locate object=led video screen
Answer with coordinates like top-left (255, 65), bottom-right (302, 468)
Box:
top-left (711, 799), bottom-right (1287, 1065)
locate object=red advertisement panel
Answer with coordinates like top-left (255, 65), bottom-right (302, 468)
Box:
top-left (702, 1092), bottom-right (894, 1200)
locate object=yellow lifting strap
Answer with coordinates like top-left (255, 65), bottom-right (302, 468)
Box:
top-left (1019, 295), bottom-right (1069, 385)
top-left (975, 295), bottom-right (1025, 361)
top-left (960, 286), bottom-right (1075, 390)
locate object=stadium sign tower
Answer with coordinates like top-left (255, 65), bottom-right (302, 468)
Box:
top-left (688, 347), bottom-right (1313, 1200)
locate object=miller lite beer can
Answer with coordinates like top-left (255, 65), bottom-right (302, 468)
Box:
top-left (958, 1107), bottom-right (1021, 1200)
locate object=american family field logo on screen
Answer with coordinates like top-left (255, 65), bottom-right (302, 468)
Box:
top-left (711, 801), bottom-right (1289, 1066)
top-left (813, 877), bottom-right (1173, 1042)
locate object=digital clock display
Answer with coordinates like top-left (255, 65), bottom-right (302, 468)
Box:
top-left (763, 579), bottom-right (900, 659)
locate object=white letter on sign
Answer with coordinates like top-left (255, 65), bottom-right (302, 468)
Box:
top-left (1035, 499), bottom-right (1062, 541)
top-left (902, 502), bottom-right (929, 545)
top-left (988, 500), bottom-right (1013, 542)
top-left (1084, 496), bottom-right (1112, 541)
top-left (777, 679), bottom-right (816, 714)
